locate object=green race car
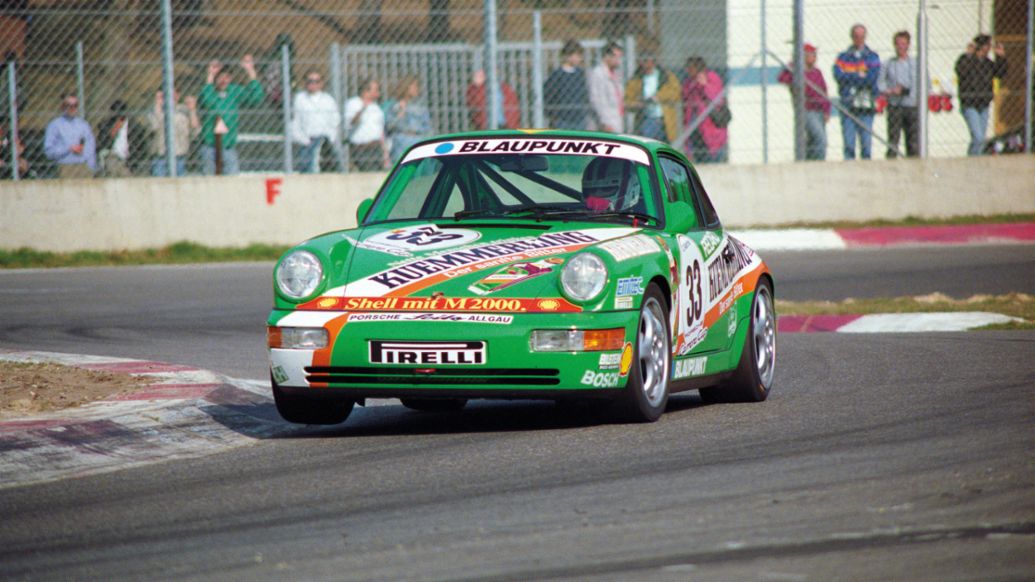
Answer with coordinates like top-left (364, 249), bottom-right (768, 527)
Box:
top-left (267, 130), bottom-right (775, 424)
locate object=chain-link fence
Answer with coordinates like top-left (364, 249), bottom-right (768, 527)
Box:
top-left (1, 0), bottom-right (1032, 180)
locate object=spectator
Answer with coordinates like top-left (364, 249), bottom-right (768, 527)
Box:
top-left (97, 100), bottom-right (146, 177)
top-left (344, 78), bottom-right (388, 171)
top-left (148, 89), bottom-right (199, 177)
top-left (291, 70), bottom-right (345, 173)
top-left (955, 34), bottom-right (1007, 156)
top-left (833, 24), bottom-right (881, 160)
top-left (198, 54), bottom-right (264, 175)
top-left (682, 56), bottom-right (728, 163)
top-left (544, 39), bottom-right (589, 130)
top-left (43, 92), bottom-right (96, 178)
top-left (624, 53), bottom-right (680, 143)
top-left (778, 43), bottom-right (831, 160)
top-left (587, 41), bottom-right (625, 133)
top-left (385, 75), bottom-right (434, 163)
top-left (878, 31), bottom-right (922, 158)
top-left (1, 115), bottom-right (32, 179)
top-left (466, 69), bottom-right (521, 130)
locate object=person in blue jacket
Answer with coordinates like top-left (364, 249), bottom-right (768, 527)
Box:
top-left (833, 24), bottom-right (881, 160)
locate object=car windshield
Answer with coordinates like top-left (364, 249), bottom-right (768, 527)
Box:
top-left (365, 138), bottom-right (662, 226)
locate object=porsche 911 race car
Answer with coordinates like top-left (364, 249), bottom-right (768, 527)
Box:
top-left (267, 130), bottom-right (776, 425)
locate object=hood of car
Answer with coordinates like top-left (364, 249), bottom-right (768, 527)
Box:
top-left (292, 221), bottom-right (646, 310)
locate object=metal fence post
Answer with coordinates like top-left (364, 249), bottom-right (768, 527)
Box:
top-left (917, 0), bottom-right (929, 159)
top-left (532, 11), bottom-right (545, 128)
top-left (331, 43), bottom-right (349, 173)
top-left (75, 41), bottom-right (86, 120)
top-left (792, 0), bottom-right (806, 161)
top-left (484, 0), bottom-right (500, 130)
top-left (1025, 0), bottom-right (1033, 153)
top-left (160, 0), bottom-right (177, 176)
top-left (760, 0), bottom-right (769, 164)
top-left (624, 34), bottom-right (636, 134)
top-left (7, 61), bottom-right (19, 181)
top-left (281, 44), bottom-right (293, 173)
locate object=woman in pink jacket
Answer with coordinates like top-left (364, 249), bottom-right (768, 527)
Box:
top-left (682, 56), bottom-right (728, 163)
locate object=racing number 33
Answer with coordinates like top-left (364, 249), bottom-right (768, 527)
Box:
top-left (686, 259), bottom-right (703, 324)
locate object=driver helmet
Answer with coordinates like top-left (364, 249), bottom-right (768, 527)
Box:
top-left (582, 158), bottom-right (640, 212)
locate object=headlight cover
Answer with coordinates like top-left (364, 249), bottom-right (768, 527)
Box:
top-left (275, 250), bottom-right (323, 300)
top-left (560, 253), bottom-right (607, 302)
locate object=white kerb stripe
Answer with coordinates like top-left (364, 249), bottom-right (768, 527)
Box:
top-left (730, 229), bottom-right (847, 251)
top-left (838, 312), bottom-right (1022, 333)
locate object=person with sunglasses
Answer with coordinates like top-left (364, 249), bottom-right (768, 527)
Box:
top-left (291, 70), bottom-right (345, 172)
top-left (43, 93), bottom-right (96, 178)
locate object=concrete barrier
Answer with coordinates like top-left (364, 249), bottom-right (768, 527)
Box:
top-left (1, 156), bottom-right (1032, 252)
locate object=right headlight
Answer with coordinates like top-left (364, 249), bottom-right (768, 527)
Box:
top-left (275, 250), bottom-right (323, 300)
top-left (560, 253), bottom-right (608, 302)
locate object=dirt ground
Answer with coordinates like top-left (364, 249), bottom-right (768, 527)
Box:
top-left (0, 362), bottom-right (152, 419)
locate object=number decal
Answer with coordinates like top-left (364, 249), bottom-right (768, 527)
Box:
top-left (684, 259), bottom-right (703, 325)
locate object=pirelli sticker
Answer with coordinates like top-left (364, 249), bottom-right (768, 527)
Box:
top-left (402, 138), bottom-right (651, 166)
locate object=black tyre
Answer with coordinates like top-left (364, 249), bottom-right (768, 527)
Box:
top-left (700, 278), bottom-right (776, 403)
top-left (272, 377), bottom-right (354, 425)
top-left (400, 398), bottom-right (468, 412)
top-left (612, 284), bottom-right (671, 422)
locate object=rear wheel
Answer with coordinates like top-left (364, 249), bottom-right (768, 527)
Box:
top-left (700, 279), bottom-right (776, 403)
top-left (612, 285), bottom-right (671, 422)
top-left (400, 398), bottom-right (468, 412)
top-left (272, 377), bottom-right (354, 425)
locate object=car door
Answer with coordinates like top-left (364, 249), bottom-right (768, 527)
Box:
top-left (658, 154), bottom-right (732, 361)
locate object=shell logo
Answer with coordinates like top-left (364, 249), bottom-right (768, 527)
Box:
top-left (318, 297), bottom-right (339, 308)
top-left (619, 342), bottom-right (634, 376)
top-left (537, 299), bottom-right (560, 311)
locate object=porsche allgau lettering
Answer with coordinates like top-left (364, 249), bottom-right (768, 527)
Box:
top-left (369, 341), bottom-right (486, 365)
top-left (370, 231), bottom-right (598, 289)
top-left (458, 140), bottom-right (620, 155)
top-left (707, 242), bottom-right (752, 302)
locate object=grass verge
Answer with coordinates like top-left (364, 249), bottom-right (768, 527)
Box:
top-left (777, 292), bottom-right (1035, 330)
top-left (740, 213), bottom-right (1035, 231)
top-left (0, 242), bottom-right (289, 269)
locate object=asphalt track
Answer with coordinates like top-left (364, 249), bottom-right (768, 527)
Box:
top-left (0, 244), bottom-right (1033, 580)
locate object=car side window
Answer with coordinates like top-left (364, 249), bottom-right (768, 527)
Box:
top-left (688, 168), bottom-right (721, 228)
top-left (659, 157), bottom-right (691, 204)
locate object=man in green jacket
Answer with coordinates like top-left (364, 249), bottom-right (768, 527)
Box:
top-left (198, 54), bottom-right (265, 175)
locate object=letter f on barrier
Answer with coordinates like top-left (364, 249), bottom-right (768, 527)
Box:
top-left (266, 177), bottom-right (283, 205)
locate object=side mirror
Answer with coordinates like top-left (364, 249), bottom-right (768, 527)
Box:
top-left (666, 201), bottom-right (697, 233)
top-left (355, 198), bottom-right (374, 225)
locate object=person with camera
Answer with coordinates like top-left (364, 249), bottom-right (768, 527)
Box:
top-left (878, 31), bottom-right (920, 158)
top-left (833, 24), bottom-right (881, 160)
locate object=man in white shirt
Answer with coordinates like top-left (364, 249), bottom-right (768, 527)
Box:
top-left (291, 70), bottom-right (345, 173)
top-left (343, 79), bottom-right (387, 171)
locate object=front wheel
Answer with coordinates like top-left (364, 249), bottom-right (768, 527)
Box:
top-left (272, 377), bottom-right (354, 425)
top-left (612, 285), bottom-right (671, 422)
top-left (700, 278), bottom-right (776, 403)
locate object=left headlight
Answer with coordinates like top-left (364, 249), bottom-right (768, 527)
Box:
top-left (560, 253), bottom-right (608, 302)
top-left (275, 250), bottom-right (323, 300)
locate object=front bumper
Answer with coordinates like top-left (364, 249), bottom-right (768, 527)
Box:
top-left (268, 309), bottom-right (637, 397)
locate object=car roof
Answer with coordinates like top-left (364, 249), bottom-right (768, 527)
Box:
top-left (421, 129), bottom-right (670, 152)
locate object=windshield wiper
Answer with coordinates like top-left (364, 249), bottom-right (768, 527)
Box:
top-left (454, 205), bottom-right (576, 221)
top-left (563, 210), bottom-right (660, 225)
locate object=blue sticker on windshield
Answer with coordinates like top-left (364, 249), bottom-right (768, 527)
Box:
top-left (434, 143), bottom-right (455, 154)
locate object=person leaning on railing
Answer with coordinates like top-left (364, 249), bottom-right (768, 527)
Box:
top-left (43, 93), bottom-right (96, 179)
top-left (955, 34), bottom-right (1007, 157)
top-left (198, 54), bottom-right (265, 175)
